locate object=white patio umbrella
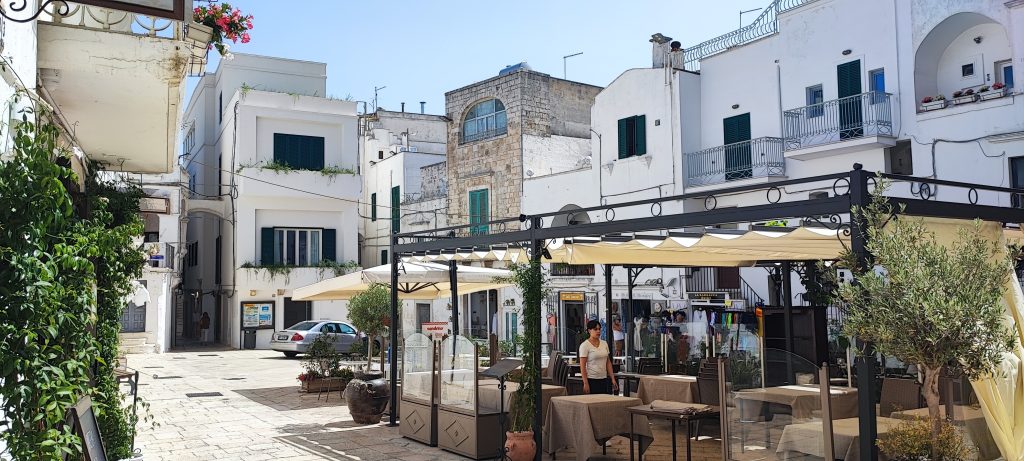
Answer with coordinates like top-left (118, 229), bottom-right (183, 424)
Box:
top-left (292, 261), bottom-right (511, 301)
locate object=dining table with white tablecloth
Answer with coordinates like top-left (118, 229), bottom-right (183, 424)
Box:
top-left (543, 394), bottom-right (654, 461)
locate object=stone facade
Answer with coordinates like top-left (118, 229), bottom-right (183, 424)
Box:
top-left (445, 69), bottom-right (602, 226)
top-left (420, 161), bottom-right (447, 200)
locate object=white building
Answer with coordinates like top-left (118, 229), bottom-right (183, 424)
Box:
top-left (182, 54), bottom-right (361, 350)
top-left (357, 109), bottom-right (452, 336)
top-left (521, 0), bottom-right (1024, 352)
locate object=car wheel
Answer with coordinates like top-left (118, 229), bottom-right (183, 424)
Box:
top-left (283, 352), bottom-right (298, 358)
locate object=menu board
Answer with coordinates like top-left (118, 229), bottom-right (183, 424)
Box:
top-left (241, 301), bottom-right (274, 329)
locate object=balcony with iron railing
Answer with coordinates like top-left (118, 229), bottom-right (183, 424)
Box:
top-left (682, 0), bottom-right (819, 71)
top-left (685, 137), bottom-right (786, 187)
top-left (782, 92), bottom-right (895, 155)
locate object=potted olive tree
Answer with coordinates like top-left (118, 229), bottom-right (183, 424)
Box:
top-left (345, 284), bottom-right (392, 424)
top-left (835, 179), bottom-right (1016, 459)
top-left (497, 261), bottom-right (547, 461)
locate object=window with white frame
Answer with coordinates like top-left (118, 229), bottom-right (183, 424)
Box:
top-left (869, 68), bottom-right (885, 104)
top-left (274, 228), bottom-right (322, 266)
top-left (996, 60), bottom-right (1014, 89)
top-left (806, 84), bottom-right (824, 117)
top-left (461, 99), bottom-right (507, 143)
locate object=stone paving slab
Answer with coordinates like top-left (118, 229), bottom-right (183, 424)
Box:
top-left (132, 349), bottom-right (721, 460)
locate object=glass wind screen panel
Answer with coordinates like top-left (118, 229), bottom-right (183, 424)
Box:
top-left (402, 333), bottom-right (434, 402)
top-left (439, 334), bottom-right (477, 412)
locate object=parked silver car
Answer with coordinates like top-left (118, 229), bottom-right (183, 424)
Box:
top-left (270, 320), bottom-right (361, 358)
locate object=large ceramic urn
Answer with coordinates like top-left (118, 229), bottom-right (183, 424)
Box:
top-left (344, 370), bottom-right (391, 424)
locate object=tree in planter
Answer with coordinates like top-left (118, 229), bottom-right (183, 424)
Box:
top-left (498, 260), bottom-right (547, 458)
top-left (348, 284), bottom-right (391, 371)
top-left (835, 179), bottom-right (1016, 457)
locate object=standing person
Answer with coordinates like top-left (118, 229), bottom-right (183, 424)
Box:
top-left (612, 318), bottom-right (625, 356)
top-left (199, 312), bottom-right (211, 345)
top-left (579, 320), bottom-right (618, 395)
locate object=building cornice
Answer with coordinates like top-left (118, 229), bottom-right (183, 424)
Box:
top-left (1006, 0), bottom-right (1024, 8)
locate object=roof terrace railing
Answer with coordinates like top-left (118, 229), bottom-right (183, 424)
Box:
top-left (682, 0), bottom-right (818, 71)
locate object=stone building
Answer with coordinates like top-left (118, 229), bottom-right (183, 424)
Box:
top-left (445, 63), bottom-right (602, 227)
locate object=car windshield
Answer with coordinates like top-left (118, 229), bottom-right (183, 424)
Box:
top-left (286, 321), bottom-right (320, 331)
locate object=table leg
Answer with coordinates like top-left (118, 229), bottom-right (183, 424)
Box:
top-left (672, 419), bottom-right (678, 461)
top-left (686, 418), bottom-right (693, 461)
top-left (629, 414), bottom-right (635, 461)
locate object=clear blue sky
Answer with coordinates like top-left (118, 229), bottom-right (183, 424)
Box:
top-left (193, 0), bottom-right (769, 114)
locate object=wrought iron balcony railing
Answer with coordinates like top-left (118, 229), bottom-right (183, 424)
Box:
top-left (783, 92), bottom-right (894, 151)
top-left (39, 1), bottom-right (209, 75)
top-left (550, 263), bottom-right (596, 277)
top-left (682, 0), bottom-right (818, 71)
top-left (685, 137), bottom-right (786, 187)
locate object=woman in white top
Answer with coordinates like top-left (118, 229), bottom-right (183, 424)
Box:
top-left (579, 320), bottom-right (618, 395)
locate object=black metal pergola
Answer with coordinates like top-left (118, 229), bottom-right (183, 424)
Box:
top-left (385, 164), bottom-right (1024, 461)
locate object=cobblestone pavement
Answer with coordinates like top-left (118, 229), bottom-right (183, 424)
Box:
top-left (132, 349), bottom-right (721, 460)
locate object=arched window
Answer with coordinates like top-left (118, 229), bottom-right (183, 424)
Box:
top-left (462, 99), bottom-right (507, 143)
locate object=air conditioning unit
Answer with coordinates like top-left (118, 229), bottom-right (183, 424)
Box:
top-left (395, 145), bottom-right (418, 153)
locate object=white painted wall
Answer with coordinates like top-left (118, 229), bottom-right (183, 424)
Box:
top-left (522, 135), bottom-right (591, 179)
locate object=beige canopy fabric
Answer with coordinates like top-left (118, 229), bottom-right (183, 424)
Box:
top-left (402, 227), bottom-right (850, 266)
top-left (292, 261), bottom-right (511, 301)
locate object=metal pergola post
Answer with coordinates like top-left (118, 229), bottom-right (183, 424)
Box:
top-left (531, 219), bottom-right (544, 461)
top-left (604, 265), bottom-right (613, 349)
top-left (388, 235), bottom-right (400, 427)
top-left (782, 260), bottom-right (794, 383)
top-left (626, 267), bottom-right (644, 371)
top-left (850, 165), bottom-right (879, 461)
top-left (448, 260), bottom-right (459, 336)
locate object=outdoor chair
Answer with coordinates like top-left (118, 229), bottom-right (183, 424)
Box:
top-left (542, 351), bottom-right (563, 385)
top-left (879, 377), bottom-right (923, 417)
top-left (694, 375), bottom-right (722, 439)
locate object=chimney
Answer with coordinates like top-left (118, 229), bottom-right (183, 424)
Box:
top-left (420, 101), bottom-right (426, 114)
top-left (650, 33), bottom-right (673, 68)
top-left (401, 102), bottom-right (405, 113)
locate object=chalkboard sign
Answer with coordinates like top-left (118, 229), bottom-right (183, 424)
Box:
top-left (69, 396), bottom-right (107, 461)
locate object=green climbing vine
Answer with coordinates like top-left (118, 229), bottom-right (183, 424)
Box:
top-left (0, 92), bottom-right (147, 460)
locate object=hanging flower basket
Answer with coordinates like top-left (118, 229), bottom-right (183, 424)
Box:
top-left (193, 2), bottom-right (253, 57)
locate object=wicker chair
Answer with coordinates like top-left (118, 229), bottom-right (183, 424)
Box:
top-left (879, 377), bottom-right (923, 417)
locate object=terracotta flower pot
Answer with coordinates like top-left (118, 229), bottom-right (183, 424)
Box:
top-left (344, 371), bottom-right (390, 424)
top-left (504, 431), bottom-right (536, 461)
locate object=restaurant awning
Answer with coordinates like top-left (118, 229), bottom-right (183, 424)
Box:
top-left (292, 261), bottom-right (511, 301)
top-left (402, 226), bottom-right (849, 266)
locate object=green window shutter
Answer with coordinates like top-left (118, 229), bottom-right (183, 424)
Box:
top-left (370, 193), bottom-right (377, 221)
top-left (322, 229), bottom-right (336, 262)
top-left (380, 250), bottom-right (388, 265)
top-left (837, 60), bottom-right (862, 98)
top-left (469, 189), bottom-right (489, 234)
top-left (310, 136), bottom-right (325, 170)
top-left (273, 134), bottom-right (325, 170)
top-left (391, 186), bottom-right (401, 233)
top-left (633, 115), bottom-right (646, 156)
top-left (260, 227), bottom-right (275, 264)
top-left (617, 117), bottom-right (631, 159)
top-left (723, 113), bottom-right (751, 145)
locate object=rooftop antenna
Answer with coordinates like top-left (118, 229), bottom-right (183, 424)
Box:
top-left (740, 8), bottom-right (763, 27)
top-left (373, 85), bottom-right (386, 111)
top-left (563, 51), bottom-right (583, 79)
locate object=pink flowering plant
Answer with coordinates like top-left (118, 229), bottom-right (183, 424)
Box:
top-left (193, 2), bottom-right (253, 56)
